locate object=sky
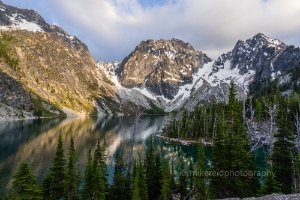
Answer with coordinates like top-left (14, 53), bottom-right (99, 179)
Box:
top-left (3, 0), bottom-right (300, 61)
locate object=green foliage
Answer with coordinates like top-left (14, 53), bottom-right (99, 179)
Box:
top-left (178, 156), bottom-right (187, 199)
top-left (87, 81), bottom-right (99, 91)
top-left (93, 139), bottom-right (107, 200)
top-left (145, 137), bottom-right (161, 200)
top-left (65, 136), bottom-right (79, 200)
top-left (271, 105), bottom-right (296, 194)
top-left (188, 158), bottom-right (194, 189)
top-left (255, 101), bottom-right (263, 121)
top-left (108, 151), bottom-right (131, 200)
top-left (259, 167), bottom-right (281, 195)
top-left (132, 160), bottom-right (148, 200)
top-left (44, 134), bottom-right (66, 199)
top-left (10, 161), bottom-right (42, 200)
top-left (159, 160), bottom-right (172, 200)
top-left (144, 101), bottom-right (167, 114)
top-left (81, 148), bottom-right (95, 200)
top-left (162, 102), bottom-right (224, 140)
top-left (195, 140), bottom-right (206, 200)
top-left (249, 62), bottom-right (300, 97)
top-left (208, 81), bottom-right (260, 199)
top-left (170, 159), bottom-right (176, 191)
top-left (0, 31), bottom-right (19, 70)
top-left (131, 174), bottom-right (140, 200)
top-left (30, 92), bottom-right (66, 117)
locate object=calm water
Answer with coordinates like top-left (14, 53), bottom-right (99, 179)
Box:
top-left (0, 116), bottom-right (268, 196)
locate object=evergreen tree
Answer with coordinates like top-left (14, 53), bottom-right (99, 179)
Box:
top-left (170, 159), bottom-right (176, 190)
top-left (137, 161), bottom-right (148, 200)
top-left (178, 156), bottom-right (187, 200)
top-left (66, 136), bottom-right (78, 200)
top-left (131, 174), bottom-right (140, 200)
top-left (255, 101), bottom-right (263, 121)
top-left (10, 161), bottom-right (42, 200)
top-left (189, 158), bottom-right (194, 189)
top-left (108, 151), bottom-right (131, 200)
top-left (259, 167), bottom-right (281, 195)
top-left (208, 110), bottom-right (229, 198)
top-left (45, 134), bottom-right (66, 199)
top-left (131, 160), bottom-right (148, 200)
top-left (159, 160), bottom-right (172, 200)
top-left (271, 105), bottom-right (296, 194)
top-left (208, 81), bottom-right (260, 198)
top-left (294, 154), bottom-right (300, 193)
top-left (93, 160), bottom-right (105, 200)
top-left (145, 137), bottom-right (159, 200)
top-left (195, 140), bottom-right (206, 200)
top-left (42, 174), bottom-right (51, 199)
top-left (154, 152), bottom-right (162, 195)
top-left (81, 148), bottom-right (95, 200)
top-left (93, 139), bottom-right (107, 200)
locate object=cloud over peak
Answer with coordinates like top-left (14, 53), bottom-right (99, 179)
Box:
top-left (3, 0), bottom-right (300, 61)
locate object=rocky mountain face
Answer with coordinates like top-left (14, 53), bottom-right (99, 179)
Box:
top-left (213, 33), bottom-right (300, 84)
top-left (116, 39), bottom-right (212, 99)
top-left (2, 1), bottom-right (300, 118)
top-left (99, 33), bottom-right (300, 112)
top-left (0, 1), bottom-right (120, 119)
top-left (0, 0), bottom-right (87, 51)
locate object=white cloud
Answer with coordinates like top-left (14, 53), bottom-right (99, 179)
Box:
top-left (3, 0), bottom-right (300, 61)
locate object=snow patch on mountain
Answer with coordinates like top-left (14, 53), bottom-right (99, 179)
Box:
top-left (97, 61), bottom-right (122, 88)
top-left (0, 13), bottom-right (43, 32)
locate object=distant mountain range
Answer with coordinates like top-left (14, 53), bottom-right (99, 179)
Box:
top-left (0, 0), bottom-right (300, 119)
top-left (99, 33), bottom-right (300, 112)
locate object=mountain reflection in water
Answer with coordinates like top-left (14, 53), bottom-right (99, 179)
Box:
top-left (0, 115), bottom-right (268, 196)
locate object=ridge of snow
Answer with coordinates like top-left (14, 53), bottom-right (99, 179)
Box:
top-left (97, 62), bottom-right (122, 88)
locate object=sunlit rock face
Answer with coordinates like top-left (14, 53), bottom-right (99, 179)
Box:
top-left (115, 38), bottom-right (212, 100)
top-left (0, 1), bottom-right (87, 51)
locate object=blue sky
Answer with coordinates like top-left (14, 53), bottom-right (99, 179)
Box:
top-left (3, 0), bottom-right (300, 61)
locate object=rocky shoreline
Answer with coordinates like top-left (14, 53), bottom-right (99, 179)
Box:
top-left (216, 193), bottom-right (300, 200)
top-left (155, 134), bottom-right (212, 145)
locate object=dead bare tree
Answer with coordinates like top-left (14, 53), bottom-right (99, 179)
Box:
top-left (291, 151), bottom-right (297, 192)
top-left (212, 116), bottom-right (218, 140)
top-left (245, 98), bottom-right (263, 153)
top-left (266, 104), bottom-right (278, 155)
top-left (246, 98), bottom-right (255, 137)
top-left (294, 110), bottom-right (300, 153)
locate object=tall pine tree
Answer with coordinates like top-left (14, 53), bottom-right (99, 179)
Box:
top-left (10, 161), bottom-right (42, 200)
top-left (178, 156), bottom-right (187, 200)
top-left (271, 104), bottom-right (296, 194)
top-left (108, 151), bottom-right (131, 200)
top-left (93, 139), bottom-right (107, 200)
top-left (195, 140), bottom-right (206, 200)
top-left (145, 137), bottom-right (160, 200)
top-left (209, 81), bottom-right (260, 198)
top-left (159, 160), bottom-right (172, 200)
top-left (81, 148), bottom-right (95, 200)
top-left (44, 134), bottom-right (66, 199)
top-left (66, 136), bottom-right (78, 200)
top-left (131, 160), bottom-right (148, 200)
top-left (189, 158), bottom-right (194, 189)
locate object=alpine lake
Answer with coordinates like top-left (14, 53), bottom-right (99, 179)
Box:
top-left (0, 115), bottom-right (269, 196)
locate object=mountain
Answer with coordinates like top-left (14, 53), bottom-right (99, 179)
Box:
top-left (0, 1), bottom-right (87, 51)
top-left (213, 33), bottom-right (300, 84)
top-left (0, 1), bottom-right (119, 119)
top-left (99, 33), bottom-right (300, 112)
top-left (2, 1), bottom-right (300, 119)
top-left (115, 39), bottom-right (212, 99)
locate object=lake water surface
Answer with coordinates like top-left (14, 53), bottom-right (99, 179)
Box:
top-left (0, 116), bottom-right (269, 196)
